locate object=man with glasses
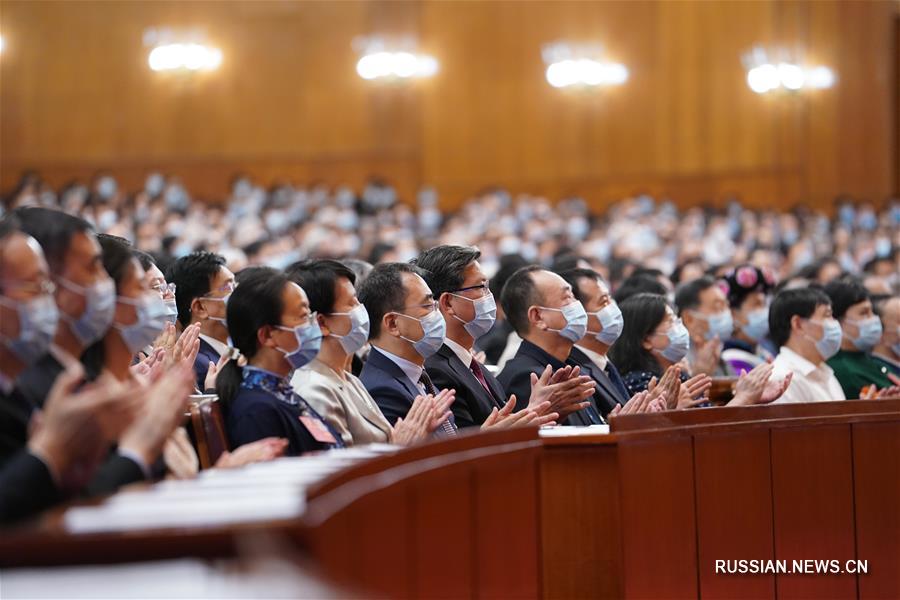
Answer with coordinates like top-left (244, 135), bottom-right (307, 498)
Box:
top-left (357, 262), bottom-right (456, 431)
top-left (167, 251), bottom-right (236, 388)
top-left (135, 250), bottom-right (177, 325)
top-left (416, 246), bottom-right (591, 428)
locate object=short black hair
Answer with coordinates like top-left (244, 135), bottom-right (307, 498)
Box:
top-left (613, 274), bottom-right (667, 304)
top-left (558, 268), bottom-right (602, 305)
top-left (133, 249), bottom-right (157, 272)
top-left (285, 259), bottom-right (356, 315)
top-left (414, 245), bottom-right (481, 299)
top-left (489, 254), bottom-right (530, 300)
top-left (500, 265), bottom-right (544, 336)
top-left (769, 287), bottom-right (831, 348)
top-left (357, 262), bottom-right (422, 339)
top-left (674, 276), bottom-right (717, 315)
top-left (608, 293), bottom-right (669, 377)
top-left (96, 234), bottom-right (136, 289)
top-left (13, 206), bottom-right (93, 272)
top-left (166, 251), bottom-right (227, 327)
top-left (823, 278), bottom-right (870, 321)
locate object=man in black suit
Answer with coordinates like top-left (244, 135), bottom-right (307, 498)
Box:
top-left (167, 251), bottom-right (236, 389)
top-left (416, 245), bottom-right (593, 428)
top-left (497, 266), bottom-right (604, 426)
top-left (558, 268), bottom-right (632, 418)
top-left (358, 263), bottom-right (455, 432)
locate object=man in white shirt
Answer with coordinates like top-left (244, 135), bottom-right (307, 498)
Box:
top-left (768, 287), bottom-right (846, 403)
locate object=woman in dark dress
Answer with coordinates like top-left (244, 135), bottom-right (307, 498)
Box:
top-left (216, 267), bottom-right (343, 455)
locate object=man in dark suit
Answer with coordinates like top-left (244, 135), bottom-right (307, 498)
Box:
top-left (558, 269), bottom-right (632, 419)
top-left (358, 263), bottom-right (455, 433)
top-left (497, 266), bottom-right (603, 426)
top-left (167, 251), bottom-right (236, 389)
top-left (416, 245), bottom-right (593, 428)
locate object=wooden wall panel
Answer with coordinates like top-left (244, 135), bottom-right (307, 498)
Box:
top-left (0, 0), bottom-right (895, 209)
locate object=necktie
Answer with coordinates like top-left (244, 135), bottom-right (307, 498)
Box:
top-left (470, 360), bottom-right (502, 408)
top-left (419, 371), bottom-right (457, 437)
top-left (604, 362), bottom-right (630, 404)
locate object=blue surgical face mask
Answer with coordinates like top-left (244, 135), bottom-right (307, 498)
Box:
top-left (56, 276), bottom-right (116, 346)
top-left (540, 301), bottom-right (588, 343)
top-left (397, 309), bottom-right (446, 359)
top-left (114, 292), bottom-right (169, 355)
top-left (328, 304), bottom-right (370, 356)
top-left (656, 321), bottom-right (691, 363)
top-left (588, 302), bottom-right (624, 345)
top-left (275, 320), bottom-right (323, 370)
top-left (693, 309), bottom-right (734, 341)
top-left (804, 318), bottom-right (843, 361)
top-left (0, 293), bottom-right (59, 364)
top-left (201, 292), bottom-right (231, 327)
top-left (450, 292), bottom-right (496, 340)
top-left (741, 307), bottom-right (770, 342)
top-left (163, 298), bottom-right (178, 324)
top-left (845, 316), bottom-right (883, 352)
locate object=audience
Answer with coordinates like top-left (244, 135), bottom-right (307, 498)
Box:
top-left (823, 279), bottom-right (897, 398)
top-left (288, 259), bottom-right (434, 445)
top-left (871, 295), bottom-right (900, 376)
top-left (769, 288), bottom-right (846, 403)
top-left (674, 276), bottom-right (732, 377)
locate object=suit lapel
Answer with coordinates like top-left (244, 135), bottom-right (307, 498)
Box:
top-left (370, 349), bottom-right (422, 401)
top-left (442, 346), bottom-right (499, 413)
top-left (571, 348), bottom-right (625, 409)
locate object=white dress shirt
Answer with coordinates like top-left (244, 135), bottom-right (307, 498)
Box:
top-left (444, 337), bottom-right (474, 368)
top-left (375, 347), bottom-right (427, 395)
top-left (575, 344), bottom-right (609, 371)
top-left (199, 334), bottom-right (230, 358)
top-left (771, 346), bottom-right (846, 404)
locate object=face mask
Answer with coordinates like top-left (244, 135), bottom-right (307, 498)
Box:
top-left (201, 293), bottom-right (230, 327)
top-left (397, 309), bottom-right (446, 359)
top-left (57, 276), bottom-right (116, 346)
top-left (540, 301), bottom-right (588, 343)
top-left (693, 310), bottom-right (734, 341)
top-left (804, 318), bottom-right (843, 361)
top-left (656, 321), bottom-right (690, 363)
top-left (450, 292), bottom-right (496, 340)
top-left (588, 302), bottom-right (624, 345)
top-left (741, 308), bottom-right (769, 342)
top-left (845, 316), bottom-right (883, 352)
top-left (275, 321), bottom-right (323, 370)
top-left (0, 294), bottom-right (59, 364)
top-left (328, 304), bottom-right (370, 355)
top-left (163, 298), bottom-right (178, 324)
top-left (114, 292), bottom-right (169, 355)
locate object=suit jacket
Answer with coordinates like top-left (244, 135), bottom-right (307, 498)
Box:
top-left (226, 386), bottom-right (338, 456)
top-left (425, 343), bottom-right (506, 428)
top-left (359, 348), bottom-right (426, 426)
top-left (292, 359), bottom-right (392, 446)
top-left (0, 386), bottom-right (34, 469)
top-left (476, 320), bottom-right (514, 366)
top-left (497, 339), bottom-right (604, 426)
top-left (16, 351), bottom-right (64, 410)
top-left (194, 338), bottom-right (222, 391)
top-left (567, 347), bottom-right (630, 419)
top-left (0, 451), bottom-right (59, 524)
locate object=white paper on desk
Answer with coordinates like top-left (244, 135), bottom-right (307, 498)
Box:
top-left (539, 424), bottom-right (610, 437)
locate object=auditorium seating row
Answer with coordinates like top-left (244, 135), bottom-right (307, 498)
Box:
top-left (2, 398), bottom-right (898, 599)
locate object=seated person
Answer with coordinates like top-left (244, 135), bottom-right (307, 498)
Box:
top-left (675, 276), bottom-right (732, 376)
top-left (558, 268), bottom-right (631, 416)
top-left (288, 259), bottom-right (434, 446)
top-left (167, 251), bottom-right (236, 389)
top-left (216, 267), bottom-right (344, 455)
top-left (357, 263), bottom-right (455, 432)
top-left (823, 279), bottom-right (894, 397)
top-left (768, 288), bottom-right (846, 403)
top-left (610, 293), bottom-right (698, 398)
top-left (720, 265), bottom-right (776, 373)
top-left (496, 266), bottom-right (599, 425)
top-left (871, 295), bottom-right (900, 376)
top-left (135, 250), bottom-right (178, 325)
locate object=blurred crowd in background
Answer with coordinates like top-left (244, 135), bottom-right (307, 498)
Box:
top-left (3, 171), bottom-right (899, 295)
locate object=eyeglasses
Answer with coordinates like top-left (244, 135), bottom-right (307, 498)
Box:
top-left (400, 300), bottom-right (439, 313)
top-left (0, 279), bottom-right (56, 296)
top-left (151, 282), bottom-right (176, 297)
top-left (449, 282), bottom-right (491, 298)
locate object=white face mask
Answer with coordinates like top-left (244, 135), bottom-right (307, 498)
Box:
top-left (587, 302), bottom-right (624, 345)
top-left (328, 304), bottom-right (370, 355)
top-left (449, 292), bottom-right (497, 340)
top-left (397, 309), bottom-right (446, 358)
top-left (114, 292), bottom-right (169, 355)
top-left (539, 301), bottom-right (588, 343)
